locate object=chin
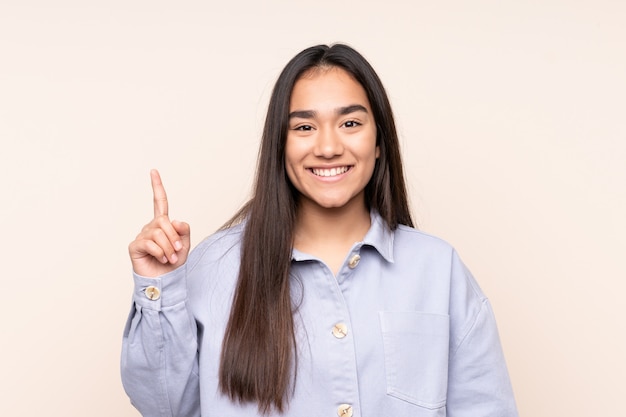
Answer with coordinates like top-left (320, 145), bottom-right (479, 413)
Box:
top-left (315, 197), bottom-right (357, 210)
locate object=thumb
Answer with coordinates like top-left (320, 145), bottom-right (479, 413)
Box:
top-left (172, 220), bottom-right (191, 249)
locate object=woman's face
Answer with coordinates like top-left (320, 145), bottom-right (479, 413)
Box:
top-left (285, 66), bottom-right (379, 212)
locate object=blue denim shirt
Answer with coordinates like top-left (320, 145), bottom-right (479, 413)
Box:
top-left (122, 212), bottom-right (518, 417)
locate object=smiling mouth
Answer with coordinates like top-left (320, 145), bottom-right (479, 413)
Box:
top-left (310, 166), bottom-right (352, 177)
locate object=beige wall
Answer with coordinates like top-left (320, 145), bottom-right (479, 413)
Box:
top-left (1, 1), bottom-right (624, 415)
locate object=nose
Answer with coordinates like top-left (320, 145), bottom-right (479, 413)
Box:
top-left (314, 127), bottom-right (344, 158)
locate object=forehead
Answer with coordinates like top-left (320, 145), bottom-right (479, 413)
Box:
top-left (289, 67), bottom-right (370, 111)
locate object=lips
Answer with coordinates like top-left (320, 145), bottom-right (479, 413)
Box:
top-left (310, 166), bottom-right (351, 177)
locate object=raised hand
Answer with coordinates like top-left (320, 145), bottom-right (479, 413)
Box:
top-left (128, 170), bottom-right (191, 277)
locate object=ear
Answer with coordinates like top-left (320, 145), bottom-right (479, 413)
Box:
top-left (375, 145), bottom-right (381, 159)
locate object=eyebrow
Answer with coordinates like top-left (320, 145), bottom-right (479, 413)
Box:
top-left (337, 104), bottom-right (368, 116)
top-left (288, 104), bottom-right (369, 119)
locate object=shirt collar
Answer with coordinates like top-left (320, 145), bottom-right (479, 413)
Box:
top-left (362, 210), bottom-right (395, 263)
top-left (291, 210), bottom-right (395, 263)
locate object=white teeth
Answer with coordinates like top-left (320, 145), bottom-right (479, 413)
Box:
top-left (312, 166), bottom-right (349, 177)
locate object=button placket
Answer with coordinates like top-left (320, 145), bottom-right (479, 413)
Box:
top-left (311, 258), bottom-right (359, 417)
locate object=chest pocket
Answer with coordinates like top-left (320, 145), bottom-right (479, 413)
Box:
top-left (379, 311), bottom-right (450, 409)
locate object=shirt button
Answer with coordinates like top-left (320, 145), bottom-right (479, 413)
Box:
top-left (145, 286), bottom-right (161, 300)
top-left (348, 254), bottom-right (361, 269)
top-left (332, 323), bottom-right (348, 339)
top-left (337, 404), bottom-right (353, 417)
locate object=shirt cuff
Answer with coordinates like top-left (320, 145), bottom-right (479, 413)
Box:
top-left (132, 264), bottom-right (187, 311)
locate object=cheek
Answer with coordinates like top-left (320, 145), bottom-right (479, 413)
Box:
top-left (285, 164), bottom-right (297, 184)
top-left (284, 137), bottom-right (309, 169)
top-left (284, 164), bottom-right (305, 197)
top-left (284, 141), bottom-right (296, 170)
top-left (284, 142), bottom-right (300, 186)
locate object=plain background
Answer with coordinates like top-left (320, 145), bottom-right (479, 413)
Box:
top-left (1, 1), bottom-right (624, 416)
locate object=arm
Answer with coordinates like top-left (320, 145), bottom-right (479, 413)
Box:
top-left (121, 170), bottom-right (199, 417)
top-left (121, 267), bottom-right (200, 417)
top-left (446, 252), bottom-right (519, 417)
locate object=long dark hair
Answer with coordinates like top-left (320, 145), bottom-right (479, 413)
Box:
top-left (219, 44), bottom-right (413, 414)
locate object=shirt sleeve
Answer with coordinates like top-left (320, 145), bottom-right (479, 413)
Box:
top-left (120, 264), bottom-right (200, 417)
top-left (446, 251), bottom-right (519, 417)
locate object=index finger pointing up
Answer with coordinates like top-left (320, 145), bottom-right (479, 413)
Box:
top-left (150, 169), bottom-right (169, 218)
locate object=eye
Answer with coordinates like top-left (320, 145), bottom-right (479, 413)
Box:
top-left (342, 120), bottom-right (362, 128)
top-left (293, 124), bottom-right (313, 131)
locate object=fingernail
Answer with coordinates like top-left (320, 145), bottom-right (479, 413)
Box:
top-left (171, 253), bottom-right (178, 263)
top-left (162, 256), bottom-right (168, 264)
top-left (174, 241), bottom-right (182, 251)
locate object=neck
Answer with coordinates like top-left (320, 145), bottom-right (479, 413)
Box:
top-left (293, 195), bottom-right (371, 253)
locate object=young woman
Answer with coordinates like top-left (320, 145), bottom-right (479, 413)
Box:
top-left (122, 44), bottom-right (518, 417)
